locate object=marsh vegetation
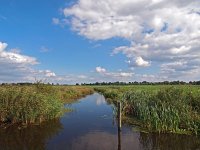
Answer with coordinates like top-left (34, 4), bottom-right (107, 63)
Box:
top-left (0, 83), bottom-right (93, 126)
top-left (94, 85), bottom-right (200, 135)
top-left (1, 83), bottom-right (200, 136)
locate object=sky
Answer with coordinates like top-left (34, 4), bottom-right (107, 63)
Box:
top-left (0, 0), bottom-right (200, 84)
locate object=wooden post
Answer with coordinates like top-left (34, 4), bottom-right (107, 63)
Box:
top-left (118, 102), bottom-right (122, 129)
top-left (118, 101), bottom-right (121, 150)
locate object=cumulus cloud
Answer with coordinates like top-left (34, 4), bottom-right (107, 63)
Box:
top-left (0, 42), bottom-right (38, 82)
top-left (94, 66), bottom-right (169, 82)
top-left (63, 0), bottom-right (200, 81)
top-left (0, 42), bottom-right (7, 51)
top-left (0, 42), bottom-right (59, 83)
top-left (0, 42), bottom-right (97, 84)
top-left (96, 66), bottom-right (106, 73)
top-left (95, 66), bottom-right (134, 81)
top-left (0, 42), bottom-right (37, 65)
top-left (44, 70), bottom-right (56, 77)
top-left (135, 57), bottom-right (150, 67)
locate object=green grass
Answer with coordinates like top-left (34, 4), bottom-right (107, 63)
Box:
top-left (0, 84), bottom-right (94, 126)
top-left (94, 85), bottom-right (200, 135)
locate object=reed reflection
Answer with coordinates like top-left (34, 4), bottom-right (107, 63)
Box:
top-left (0, 119), bottom-right (63, 150)
top-left (139, 132), bottom-right (200, 150)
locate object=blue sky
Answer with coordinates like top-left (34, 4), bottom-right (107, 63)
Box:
top-left (0, 0), bottom-right (200, 83)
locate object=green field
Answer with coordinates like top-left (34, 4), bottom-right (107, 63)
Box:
top-left (94, 85), bottom-right (200, 135)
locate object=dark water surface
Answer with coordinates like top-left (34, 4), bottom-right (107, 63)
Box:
top-left (0, 93), bottom-right (200, 150)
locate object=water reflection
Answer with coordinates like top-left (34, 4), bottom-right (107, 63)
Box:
top-left (0, 119), bottom-right (62, 150)
top-left (47, 128), bottom-right (200, 150)
top-left (139, 132), bottom-right (200, 150)
top-left (118, 128), bottom-right (122, 150)
top-left (70, 130), bottom-right (140, 150)
top-left (62, 128), bottom-right (200, 150)
top-left (96, 94), bottom-right (106, 106)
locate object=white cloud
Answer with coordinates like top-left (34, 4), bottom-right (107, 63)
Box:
top-left (63, 0), bottom-right (199, 40)
top-left (0, 42), bottom-right (8, 51)
top-left (95, 66), bottom-right (134, 81)
top-left (0, 42), bottom-right (98, 84)
top-left (0, 51), bottom-right (37, 64)
top-left (96, 66), bottom-right (106, 73)
top-left (0, 42), bottom-right (58, 83)
top-left (118, 72), bottom-right (133, 77)
top-left (135, 57), bottom-right (150, 67)
top-left (63, 0), bottom-right (200, 81)
top-left (44, 70), bottom-right (56, 77)
top-left (0, 42), bottom-right (37, 65)
top-left (0, 42), bottom-right (99, 84)
top-left (170, 46), bottom-right (191, 54)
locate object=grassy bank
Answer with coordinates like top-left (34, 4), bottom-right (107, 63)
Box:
top-left (0, 84), bottom-right (94, 126)
top-left (94, 85), bottom-right (200, 135)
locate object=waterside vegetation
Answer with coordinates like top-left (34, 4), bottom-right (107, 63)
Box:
top-left (0, 83), bottom-right (94, 126)
top-left (94, 85), bottom-right (200, 135)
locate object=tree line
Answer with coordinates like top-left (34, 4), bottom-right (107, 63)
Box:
top-left (1, 80), bottom-right (200, 86)
top-left (79, 81), bottom-right (200, 86)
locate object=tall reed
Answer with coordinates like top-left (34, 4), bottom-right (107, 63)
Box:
top-left (0, 84), bottom-right (94, 125)
top-left (95, 86), bottom-right (200, 134)
top-left (0, 84), bottom-right (63, 124)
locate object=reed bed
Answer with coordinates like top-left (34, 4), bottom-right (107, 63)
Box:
top-left (0, 85), bottom-right (62, 125)
top-left (0, 84), bottom-right (94, 125)
top-left (95, 85), bottom-right (200, 135)
top-left (57, 86), bottom-right (94, 103)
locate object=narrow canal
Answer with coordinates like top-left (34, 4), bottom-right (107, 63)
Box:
top-left (0, 93), bottom-right (200, 150)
